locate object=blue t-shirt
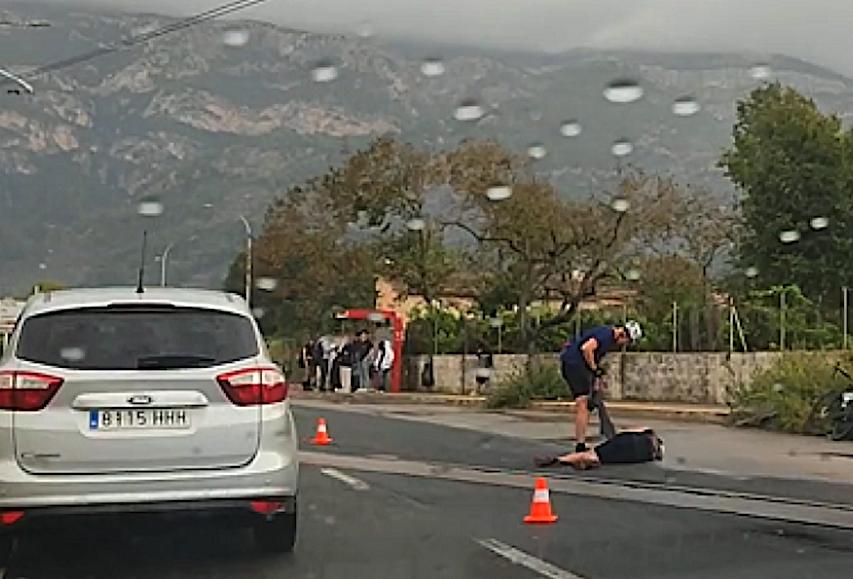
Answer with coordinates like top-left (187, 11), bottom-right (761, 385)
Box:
top-left (560, 325), bottom-right (616, 368)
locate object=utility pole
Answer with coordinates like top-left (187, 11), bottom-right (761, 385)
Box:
top-left (239, 216), bottom-right (252, 308)
top-left (841, 286), bottom-right (849, 350)
top-left (779, 289), bottom-right (786, 351)
top-left (729, 296), bottom-right (735, 355)
top-left (672, 301), bottom-right (678, 353)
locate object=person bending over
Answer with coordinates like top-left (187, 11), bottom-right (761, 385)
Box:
top-left (559, 321), bottom-right (643, 451)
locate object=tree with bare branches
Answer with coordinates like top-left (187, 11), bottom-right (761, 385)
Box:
top-left (444, 169), bottom-right (689, 355)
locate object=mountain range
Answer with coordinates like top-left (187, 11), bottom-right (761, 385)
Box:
top-left (2, 1), bottom-right (853, 294)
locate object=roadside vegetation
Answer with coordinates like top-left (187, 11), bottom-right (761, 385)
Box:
top-left (485, 362), bottom-right (568, 409)
top-left (730, 352), bottom-right (853, 434)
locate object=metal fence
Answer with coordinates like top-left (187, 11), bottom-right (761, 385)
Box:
top-left (402, 287), bottom-right (852, 355)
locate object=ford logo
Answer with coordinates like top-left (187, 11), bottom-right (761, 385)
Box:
top-left (127, 395), bottom-right (154, 406)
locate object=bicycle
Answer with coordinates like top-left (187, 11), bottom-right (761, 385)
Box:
top-left (808, 362), bottom-right (853, 441)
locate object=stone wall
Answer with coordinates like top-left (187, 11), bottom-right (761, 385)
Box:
top-left (404, 351), bottom-right (791, 404)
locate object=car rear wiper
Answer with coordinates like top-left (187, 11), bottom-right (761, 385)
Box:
top-left (136, 355), bottom-right (216, 369)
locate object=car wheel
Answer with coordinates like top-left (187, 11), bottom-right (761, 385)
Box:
top-left (253, 511), bottom-right (297, 554)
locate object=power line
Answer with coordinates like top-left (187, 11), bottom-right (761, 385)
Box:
top-left (3, 0), bottom-right (272, 86)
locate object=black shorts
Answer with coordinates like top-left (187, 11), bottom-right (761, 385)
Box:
top-left (560, 360), bottom-right (593, 399)
top-left (594, 432), bottom-right (654, 464)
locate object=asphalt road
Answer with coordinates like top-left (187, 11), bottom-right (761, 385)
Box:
top-left (5, 405), bottom-right (853, 579)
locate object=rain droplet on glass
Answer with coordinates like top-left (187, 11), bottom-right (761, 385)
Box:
top-left (60, 347), bottom-right (86, 362)
top-left (355, 20), bottom-right (374, 39)
top-left (810, 216), bottom-right (829, 230)
top-left (222, 28), bottom-right (249, 48)
top-left (528, 109), bottom-right (543, 122)
top-left (750, 64), bottom-right (772, 80)
top-left (252, 307), bottom-right (266, 319)
top-left (486, 185), bottom-right (512, 202)
top-left (772, 383), bottom-right (784, 393)
top-left (603, 79), bottom-right (644, 104)
top-left (527, 144), bottom-right (547, 160)
top-left (137, 198), bottom-right (164, 217)
top-left (559, 120), bottom-right (582, 137)
top-left (256, 277), bottom-right (278, 292)
top-left (611, 139), bottom-right (634, 158)
top-left (779, 229), bottom-right (801, 244)
top-left (38, 263), bottom-right (47, 270)
top-left (672, 96), bottom-right (701, 117)
top-left (311, 62), bottom-right (338, 83)
top-left (611, 198), bottom-right (630, 213)
top-left (745, 266), bottom-right (759, 278)
top-left (625, 268), bottom-right (641, 281)
top-left (420, 58), bottom-right (446, 77)
top-left (453, 100), bottom-right (484, 122)
top-left (406, 218), bottom-right (426, 231)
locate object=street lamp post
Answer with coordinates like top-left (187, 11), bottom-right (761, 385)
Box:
top-left (239, 215), bottom-right (253, 308)
top-left (160, 242), bottom-right (176, 287)
top-left (0, 66), bottom-right (34, 94)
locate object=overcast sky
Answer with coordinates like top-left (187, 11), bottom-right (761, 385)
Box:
top-left (23, 0), bottom-right (853, 75)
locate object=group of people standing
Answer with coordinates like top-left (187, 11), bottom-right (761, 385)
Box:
top-left (298, 330), bottom-right (395, 393)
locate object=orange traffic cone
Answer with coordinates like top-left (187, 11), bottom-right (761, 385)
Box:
top-left (311, 417), bottom-right (333, 446)
top-left (523, 477), bottom-right (558, 524)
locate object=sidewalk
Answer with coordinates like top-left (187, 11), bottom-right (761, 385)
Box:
top-left (289, 389), bottom-right (731, 423)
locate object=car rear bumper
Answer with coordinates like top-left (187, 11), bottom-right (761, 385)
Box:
top-left (0, 496), bottom-right (297, 535)
top-left (0, 449), bottom-right (298, 510)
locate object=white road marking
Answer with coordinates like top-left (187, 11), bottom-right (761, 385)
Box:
top-left (320, 467), bottom-right (371, 491)
top-left (476, 538), bottom-right (586, 579)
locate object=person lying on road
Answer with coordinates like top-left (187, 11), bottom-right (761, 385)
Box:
top-left (534, 428), bottom-right (664, 470)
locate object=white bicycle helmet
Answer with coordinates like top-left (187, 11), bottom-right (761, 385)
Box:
top-left (624, 320), bottom-right (643, 342)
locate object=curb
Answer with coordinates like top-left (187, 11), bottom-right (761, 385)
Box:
top-left (289, 391), bottom-right (731, 424)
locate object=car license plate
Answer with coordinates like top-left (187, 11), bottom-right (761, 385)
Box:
top-left (89, 408), bottom-right (191, 430)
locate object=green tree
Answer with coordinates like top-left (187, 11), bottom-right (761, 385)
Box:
top-left (226, 179), bottom-right (377, 339)
top-left (446, 170), bottom-right (686, 356)
top-left (736, 285), bottom-right (841, 351)
top-left (720, 83), bottom-right (853, 302)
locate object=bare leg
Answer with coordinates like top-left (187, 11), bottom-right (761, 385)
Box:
top-left (575, 395), bottom-right (590, 448)
top-left (556, 450), bottom-right (601, 470)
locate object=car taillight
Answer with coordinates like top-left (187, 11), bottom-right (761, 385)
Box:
top-left (250, 500), bottom-right (283, 515)
top-left (217, 367), bottom-right (287, 406)
top-left (0, 371), bottom-right (64, 411)
top-left (1, 510), bottom-right (24, 525)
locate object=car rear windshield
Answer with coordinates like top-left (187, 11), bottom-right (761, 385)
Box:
top-left (15, 306), bottom-right (259, 370)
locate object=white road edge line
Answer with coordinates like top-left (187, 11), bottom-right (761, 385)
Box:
top-left (476, 538), bottom-right (586, 579)
top-left (320, 467), bottom-right (371, 491)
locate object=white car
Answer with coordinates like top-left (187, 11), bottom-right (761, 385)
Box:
top-left (0, 287), bottom-right (299, 558)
